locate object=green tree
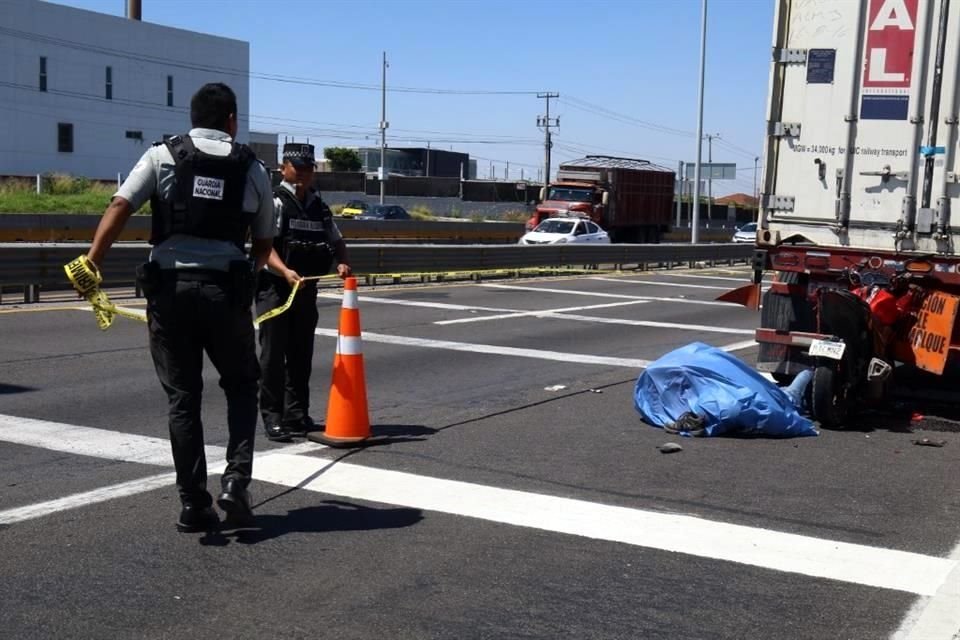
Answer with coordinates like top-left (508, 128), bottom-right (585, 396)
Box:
top-left (323, 147), bottom-right (362, 172)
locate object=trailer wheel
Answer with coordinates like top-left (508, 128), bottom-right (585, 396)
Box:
top-left (811, 364), bottom-right (847, 428)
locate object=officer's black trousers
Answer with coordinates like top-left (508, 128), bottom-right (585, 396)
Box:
top-left (255, 274), bottom-right (319, 427)
top-left (146, 276), bottom-right (260, 507)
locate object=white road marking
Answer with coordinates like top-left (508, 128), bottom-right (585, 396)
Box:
top-left (482, 283), bottom-right (736, 307)
top-left (590, 276), bottom-right (732, 291)
top-left (434, 300), bottom-right (650, 325)
top-left (0, 418), bottom-right (327, 526)
top-left (0, 414), bottom-right (189, 466)
top-left (314, 328), bottom-right (652, 369)
top-left (893, 542), bottom-right (960, 640)
top-left (0, 471), bottom-right (177, 525)
top-left (661, 273), bottom-right (772, 284)
top-left (719, 339), bottom-right (758, 352)
top-left (3, 415), bottom-right (954, 597)
top-left (319, 292), bottom-right (516, 314)
top-left (438, 311), bottom-right (752, 335)
top-left (254, 453), bottom-right (955, 597)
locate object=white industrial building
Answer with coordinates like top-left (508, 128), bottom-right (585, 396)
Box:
top-left (0, 0), bottom-right (252, 179)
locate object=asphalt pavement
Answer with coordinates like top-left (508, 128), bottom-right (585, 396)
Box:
top-left (1, 268), bottom-right (958, 640)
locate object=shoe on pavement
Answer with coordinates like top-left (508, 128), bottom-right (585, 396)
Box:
top-left (176, 504), bottom-right (220, 533)
top-left (264, 422), bottom-right (293, 442)
top-left (217, 479), bottom-right (255, 527)
top-left (283, 416), bottom-right (322, 437)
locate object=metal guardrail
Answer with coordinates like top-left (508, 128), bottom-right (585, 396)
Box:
top-left (0, 214), bottom-right (525, 244)
top-left (0, 242), bottom-right (753, 303)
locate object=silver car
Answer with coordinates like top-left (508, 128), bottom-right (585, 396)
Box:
top-left (732, 222), bottom-right (757, 243)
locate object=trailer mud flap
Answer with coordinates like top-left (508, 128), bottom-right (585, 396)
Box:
top-left (716, 282), bottom-right (762, 310)
top-left (894, 292), bottom-right (960, 375)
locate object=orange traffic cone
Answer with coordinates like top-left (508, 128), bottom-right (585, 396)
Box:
top-left (310, 277), bottom-right (371, 447)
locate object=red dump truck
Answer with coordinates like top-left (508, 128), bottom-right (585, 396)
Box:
top-left (526, 156), bottom-right (675, 243)
top-left (723, 0), bottom-right (960, 426)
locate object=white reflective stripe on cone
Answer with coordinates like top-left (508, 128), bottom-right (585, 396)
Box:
top-left (342, 290), bottom-right (359, 309)
top-left (337, 336), bottom-right (363, 355)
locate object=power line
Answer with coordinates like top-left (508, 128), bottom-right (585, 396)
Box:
top-left (713, 138), bottom-right (760, 159)
top-left (0, 26), bottom-right (539, 96)
top-left (560, 96), bottom-right (696, 138)
top-left (560, 95), bottom-right (761, 160)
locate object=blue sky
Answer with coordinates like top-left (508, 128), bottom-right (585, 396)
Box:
top-left (53, 0), bottom-right (774, 195)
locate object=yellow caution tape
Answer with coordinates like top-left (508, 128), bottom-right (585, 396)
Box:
top-left (253, 275), bottom-right (329, 326)
top-left (64, 255), bottom-right (147, 329)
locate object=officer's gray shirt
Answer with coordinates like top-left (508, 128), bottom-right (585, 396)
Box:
top-left (265, 181), bottom-right (343, 277)
top-left (114, 128), bottom-right (276, 271)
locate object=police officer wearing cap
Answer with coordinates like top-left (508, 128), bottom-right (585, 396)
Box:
top-left (85, 82), bottom-right (275, 533)
top-left (258, 142), bottom-right (352, 442)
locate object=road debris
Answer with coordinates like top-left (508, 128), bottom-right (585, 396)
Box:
top-left (657, 442), bottom-right (683, 454)
top-left (912, 438), bottom-right (947, 448)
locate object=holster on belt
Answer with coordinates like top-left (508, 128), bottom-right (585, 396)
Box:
top-left (135, 260), bottom-right (162, 297)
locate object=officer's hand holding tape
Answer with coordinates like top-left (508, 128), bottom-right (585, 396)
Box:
top-left (64, 254), bottom-right (147, 329)
top-left (282, 267), bottom-right (303, 288)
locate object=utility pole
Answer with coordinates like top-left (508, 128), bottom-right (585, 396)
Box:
top-left (691, 0), bottom-right (707, 244)
top-left (426, 140), bottom-right (430, 177)
top-left (753, 156), bottom-right (759, 205)
top-left (705, 133), bottom-right (720, 225)
top-left (505, 161), bottom-right (509, 180)
top-left (676, 161), bottom-right (684, 228)
top-left (379, 51), bottom-right (388, 205)
top-left (537, 92), bottom-right (560, 193)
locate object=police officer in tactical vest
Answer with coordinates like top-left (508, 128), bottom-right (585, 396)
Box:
top-left (258, 143), bottom-right (352, 442)
top-left (85, 83), bottom-right (276, 533)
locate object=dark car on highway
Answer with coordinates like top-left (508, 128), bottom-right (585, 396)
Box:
top-left (356, 205), bottom-right (412, 220)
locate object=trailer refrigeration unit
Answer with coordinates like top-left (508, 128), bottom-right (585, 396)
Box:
top-left (527, 156), bottom-right (675, 243)
top-left (721, 0), bottom-right (960, 426)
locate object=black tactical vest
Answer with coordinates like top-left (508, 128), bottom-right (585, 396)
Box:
top-left (274, 186), bottom-right (335, 276)
top-left (149, 135), bottom-right (256, 250)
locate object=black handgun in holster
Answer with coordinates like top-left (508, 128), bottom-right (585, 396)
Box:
top-left (136, 261), bottom-right (163, 297)
top-left (229, 259), bottom-right (255, 309)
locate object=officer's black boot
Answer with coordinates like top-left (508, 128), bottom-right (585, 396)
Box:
top-left (217, 478), bottom-right (254, 528)
top-left (176, 504), bottom-right (220, 533)
top-left (263, 422), bottom-right (293, 442)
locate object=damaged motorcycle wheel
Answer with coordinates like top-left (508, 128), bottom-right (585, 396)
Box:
top-left (811, 364), bottom-right (848, 429)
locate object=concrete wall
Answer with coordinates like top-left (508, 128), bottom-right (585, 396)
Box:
top-left (0, 0), bottom-right (249, 179)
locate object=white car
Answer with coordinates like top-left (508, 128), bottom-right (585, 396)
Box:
top-left (519, 218), bottom-right (611, 245)
top-left (732, 222), bottom-right (757, 243)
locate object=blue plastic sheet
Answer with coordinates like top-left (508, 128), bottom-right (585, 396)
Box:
top-left (634, 342), bottom-right (818, 438)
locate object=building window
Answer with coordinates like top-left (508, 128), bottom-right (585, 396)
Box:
top-left (39, 56), bottom-right (47, 92)
top-left (57, 123), bottom-right (73, 153)
top-left (166, 75), bottom-right (173, 107)
top-left (105, 66), bottom-right (112, 100)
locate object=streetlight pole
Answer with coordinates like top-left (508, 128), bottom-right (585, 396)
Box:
top-left (753, 155), bottom-right (759, 207)
top-left (379, 51), bottom-right (388, 205)
top-left (705, 133), bottom-right (720, 225)
top-left (676, 160), bottom-right (684, 227)
top-left (691, 0), bottom-right (707, 244)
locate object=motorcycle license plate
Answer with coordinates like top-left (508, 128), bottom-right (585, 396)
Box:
top-left (809, 339), bottom-right (846, 360)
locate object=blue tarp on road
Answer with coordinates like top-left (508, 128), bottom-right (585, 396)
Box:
top-left (634, 342), bottom-right (818, 438)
